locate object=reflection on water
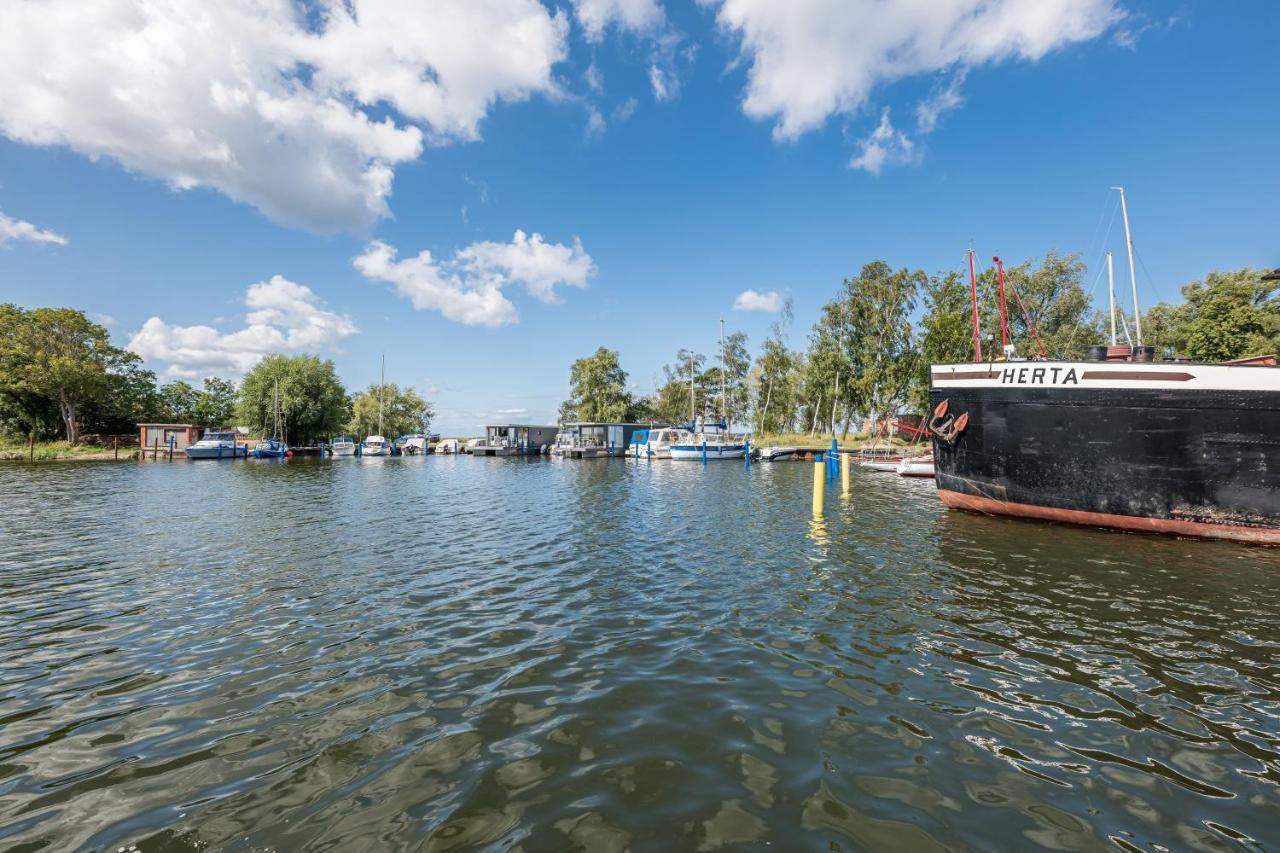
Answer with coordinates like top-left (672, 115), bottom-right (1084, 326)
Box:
top-left (0, 457), bottom-right (1277, 850)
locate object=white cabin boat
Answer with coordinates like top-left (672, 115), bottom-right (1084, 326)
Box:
top-left (362, 435), bottom-right (391, 456)
top-left (629, 427), bottom-right (693, 459)
top-left (669, 420), bottom-right (747, 461)
top-left (329, 436), bottom-right (357, 457)
top-left (184, 431), bottom-right (242, 460)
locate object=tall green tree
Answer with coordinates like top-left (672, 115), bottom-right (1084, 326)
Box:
top-left (653, 349), bottom-right (705, 424)
top-left (238, 354), bottom-right (349, 443)
top-left (0, 306), bottom-right (135, 443)
top-left (752, 299), bottom-right (801, 435)
top-left (911, 270), bottom-right (977, 412)
top-left (717, 330), bottom-right (751, 426)
top-left (193, 377), bottom-right (238, 426)
top-left (562, 347), bottom-right (631, 422)
top-left (1140, 268), bottom-right (1279, 362)
top-left (348, 383), bottom-right (433, 438)
top-left (159, 381), bottom-right (199, 422)
top-left (83, 362), bottom-right (163, 435)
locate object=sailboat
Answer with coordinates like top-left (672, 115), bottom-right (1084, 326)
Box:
top-left (670, 321), bottom-right (749, 460)
top-left (361, 355), bottom-right (391, 456)
top-left (252, 381), bottom-right (289, 458)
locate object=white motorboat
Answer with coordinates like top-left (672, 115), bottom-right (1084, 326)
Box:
top-left (897, 456), bottom-right (935, 478)
top-left (436, 438), bottom-right (461, 454)
top-left (184, 431), bottom-right (242, 459)
top-left (398, 434), bottom-right (429, 454)
top-left (756, 446), bottom-right (799, 461)
top-left (629, 426), bottom-right (693, 459)
top-left (362, 435), bottom-right (390, 456)
top-left (329, 436), bottom-right (357, 456)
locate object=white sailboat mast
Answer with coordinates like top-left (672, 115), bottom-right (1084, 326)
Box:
top-left (1113, 186), bottom-right (1143, 346)
top-left (719, 319), bottom-right (726, 427)
top-left (688, 351), bottom-right (695, 424)
top-left (1107, 251), bottom-right (1116, 346)
top-left (378, 353), bottom-right (385, 436)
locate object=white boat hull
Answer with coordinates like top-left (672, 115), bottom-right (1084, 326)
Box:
top-left (897, 458), bottom-right (935, 477)
top-left (669, 443), bottom-right (746, 461)
top-left (859, 459), bottom-right (901, 472)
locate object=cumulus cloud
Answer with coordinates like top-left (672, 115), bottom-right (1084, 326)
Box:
top-left (128, 275), bottom-right (357, 379)
top-left (916, 69), bottom-right (968, 134)
top-left (0, 1), bottom-right (569, 232)
top-left (706, 0), bottom-right (1121, 141)
top-left (0, 211), bottom-right (68, 247)
top-left (355, 230), bottom-right (596, 327)
top-left (572, 0), bottom-right (665, 41)
top-left (733, 289), bottom-right (783, 312)
top-left (848, 109), bottom-right (917, 174)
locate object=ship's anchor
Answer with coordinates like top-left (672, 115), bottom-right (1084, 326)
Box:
top-left (928, 399), bottom-right (969, 445)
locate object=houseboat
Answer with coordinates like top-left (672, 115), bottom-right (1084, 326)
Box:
top-left (470, 424), bottom-right (558, 456)
top-left (552, 422), bottom-right (647, 458)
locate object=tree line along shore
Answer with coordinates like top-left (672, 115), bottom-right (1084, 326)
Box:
top-left (1, 256), bottom-right (1273, 460)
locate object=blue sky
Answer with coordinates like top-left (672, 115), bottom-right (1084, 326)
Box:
top-left (0, 0), bottom-right (1276, 434)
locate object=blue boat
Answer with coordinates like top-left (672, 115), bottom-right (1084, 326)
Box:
top-left (252, 437), bottom-right (289, 459)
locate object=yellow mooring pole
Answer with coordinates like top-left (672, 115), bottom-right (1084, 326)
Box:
top-left (812, 452), bottom-right (826, 515)
top-left (840, 447), bottom-right (850, 495)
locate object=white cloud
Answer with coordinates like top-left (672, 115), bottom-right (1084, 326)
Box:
top-left (0, 211), bottom-right (68, 246)
top-left (706, 0), bottom-right (1121, 141)
top-left (848, 109), bottom-right (917, 174)
top-left (0, 1), bottom-right (569, 232)
top-left (354, 230), bottom-right (596, 327)
top-left (586, 108), bottom-right (608, 139)
top-left (585, 63), bottom-right (605, 95)
top-left (733, 289), bottom-right (783, 312)
top-left (916, 69), bottom-right (967, 134)
top-left (614, 98), bottom-right (640, 123)
top-left (572, 0), bottom-right (665, 41)
top-left (127, 275), bottom-right (357, 379)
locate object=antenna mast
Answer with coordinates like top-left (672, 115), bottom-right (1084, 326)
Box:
top-left (1113, 186), bottom-right (1143, 345)
top-left (378, 353), bottom-right (385, 436)
top-left (688, 351), bottom-right (695, 424)
top-left (719, 319), bottom-right (726, 427)
top-left (994, 256), bottom-right (1010, 357)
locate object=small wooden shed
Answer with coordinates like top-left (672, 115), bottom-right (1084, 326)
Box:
top-left (138, 423), bottom-right (204, 450)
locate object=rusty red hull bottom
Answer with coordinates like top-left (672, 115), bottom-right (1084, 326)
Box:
top-left (937, 489), bottom-right (1280, 545)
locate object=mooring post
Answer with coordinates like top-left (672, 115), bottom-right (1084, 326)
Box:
top-left (609, 442), bottom-right (614, 459)
top-left (841, 445), bottom-right (851, 494)
top-left (28, 431), bottom-right (34, 462)
top-left (646, 442), bottom-right (652, 461)
top-left (744, 438), bottom-right (750, 470)
top-left (812, 452), bottom-right (826, 515)
top-left (702, 439), bottom-right (707, 465)
top-left (114, 436), bottom-right (119, 460)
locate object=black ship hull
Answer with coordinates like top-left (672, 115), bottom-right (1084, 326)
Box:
top-left (929, 361), bottom-right (1280, 544)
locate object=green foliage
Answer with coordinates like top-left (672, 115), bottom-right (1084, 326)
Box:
top-left (193, 377), bottom-right (238, 426)
top-left (83, 361), bottom-right (163, 435)
top-left (911, 270), bottom-right (976, 412)
top-left (0, 305), bottom-right (137, 443)
top-left (159, 381), bottom-right (199, 422)
top-left (348, 383), bottom-right (433, 438)
top-left (562, 347), bottom-right (631, 422)
top-left (652, 349), bottom-right (706, 424)
top-left (238, 355), bottom-right (349, 443)
top-left (1143, 268), bottom-right (1279, 362)
top-left (717, 330), bottom-right (751, 426)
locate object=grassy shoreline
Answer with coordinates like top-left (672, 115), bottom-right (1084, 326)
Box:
top-left (0, 440), bottom-right (138, 461)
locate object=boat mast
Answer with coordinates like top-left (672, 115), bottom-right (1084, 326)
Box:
top-left (378, 353), bottom-right (385, 436)
top-left (994, 256), bottom-right (1010, 355)
top-left (1113, 186), bottom-right (1143, 346)
top-left (688, 350), bottom-right (695, 425)
top-left (968, 248), bottom-right (982, 361)
top-left (1107, 251), bottom-right (1117, 346)
top-left (719, 319), bottom-right (726, 428)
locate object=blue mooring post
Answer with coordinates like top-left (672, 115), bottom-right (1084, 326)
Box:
top-left (634, 441), bottom-right (638, 460)
top-left (646, 442), bottom-right (652, 461)
top-left (830, 438), bottom-right (838, 481)
top-left (609, 442), bottom-right (614, 459)
top-left (744, 437), bottom-right (750, 470)
top-left (702, 439), bottom-right (707, 465)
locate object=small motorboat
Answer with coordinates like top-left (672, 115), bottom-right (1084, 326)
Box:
top-left (362, 435), bottom-right (391, 456)
top-left (185, 431), bottom-right (242, 459)
top-left (630, 427), bottom-right (693, 459)
top-left (330, 436), bottom-right (357, 457)
top-left (755, 446), bottom-right (798, 462)
top-left (436, 438), bottom-right (461, 455)
top-left (670, 419), bottom-right (747, 461)
top-left (398, 434), bottom-right (429, 454)
top-left (252, 437), bottom-right (289, 459)
top-left (897, 456), bottom-right (935, 478)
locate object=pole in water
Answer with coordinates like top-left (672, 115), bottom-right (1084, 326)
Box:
top-left (841, 445), bottom-right (851, 494)
top-left (744, 438), bottom-right (750, 470)
top-left (812, 452), bottom-right (826, 515)
top-left (702, 439), bottom-right (707, 465)
top-left (829, 438), bottom-right (838, 481)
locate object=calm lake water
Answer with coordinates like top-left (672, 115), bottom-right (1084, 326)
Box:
top-left (1, 456), bottom-right (1278, 851)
